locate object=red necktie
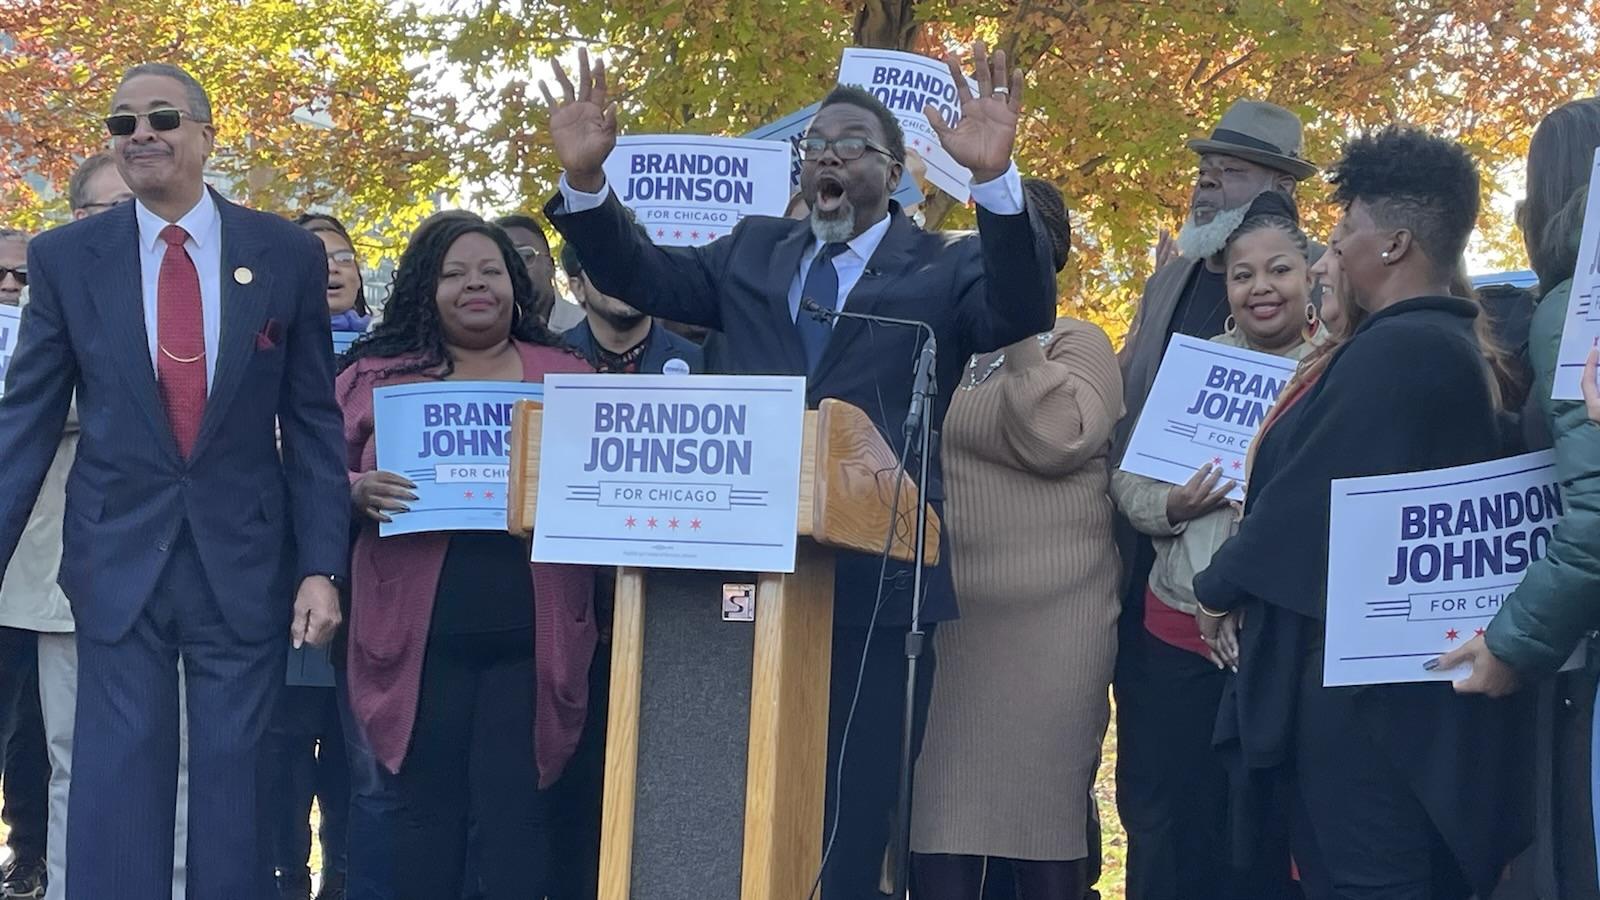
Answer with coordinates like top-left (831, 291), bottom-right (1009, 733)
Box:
top-left (157, 224), bottom-right (206, 457)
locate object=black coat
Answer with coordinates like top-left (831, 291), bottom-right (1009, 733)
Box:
top-left (1194, 296), bottom-right (1534, 897)
top-left (546, 190), bottom-right (1056, 624)
top-left (561, 318), bottom-right (705, 375)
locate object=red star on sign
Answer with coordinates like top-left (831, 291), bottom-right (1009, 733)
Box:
top-left (1475, 627), bottom-right (1486, 636)
top-left (673, 230), bottom-right (683, 239)
top-left (668, 518), bottom-right (680, 530)
top-left (1231, 460), bottom-right (1242, 470)
top-left (690, 519), bottom-right (702, 530)
top-left (647, 517), bottom-right (659, 528)
top-left (1212, 457), bottom-right (1223, 466)
top-left (656, 229), bottom-right (665, 238)
top-left (464, 491), bottom-right (475, 499)
top-left (707, 231), bottom-right (717, 238)
top-left (690, 231), bottom-right (700, 240)
top-left (624, 516), bottom-right (637, 528)
top-left (484, 491), bottom-right (495, 500)
top-left (1445, 628), bottom-right (1461, 641)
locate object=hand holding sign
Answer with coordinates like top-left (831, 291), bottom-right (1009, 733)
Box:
top-left (1165, 463), bottom-right (1236, 525)
top-left (352, 470), bottom-right (416, 524)
top-left (1428, 633), bottom-right (1522, 697)
top-left (925, 42), bottom-right (1022, 185)
top-left (542, 48), bottom-right (619, 193)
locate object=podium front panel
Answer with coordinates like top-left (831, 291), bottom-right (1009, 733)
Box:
top-left (630, 569), bottom-right (755, 899)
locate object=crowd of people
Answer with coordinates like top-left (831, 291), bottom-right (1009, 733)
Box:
top-left (0, 43), bottom-right (1595, 900)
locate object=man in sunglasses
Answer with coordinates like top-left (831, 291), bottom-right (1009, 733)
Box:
top-left (544, 42), bottom-right (1056, 899)
top-left (0, 63), bottom-right (348, 900)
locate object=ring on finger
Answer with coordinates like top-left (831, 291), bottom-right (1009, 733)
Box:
top-left (993, 86), bottom-right (1011, 96)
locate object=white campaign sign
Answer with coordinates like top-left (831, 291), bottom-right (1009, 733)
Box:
top-left (603, 135), bottom-right (792, 247)
top-left (531, 374), bottom-right (807, 573)
top-left (836, 48), bottom-right (977, 202)
top-left (1119, 335), bottom-right (1298, 502)
top-left (0, 304), bottom-right (21, 397)
top-left (1324, 452), bottom-right (1565, 687)
top-left (1550, 147), bottom-right (1600, 400)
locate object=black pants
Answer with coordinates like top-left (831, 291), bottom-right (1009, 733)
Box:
top-left (913, 853), bottom-right (1089, 900)
top-left (0, 626), bottom-right (49, 865)
top-left (394, 629), bottom-right (547, 900)
top-left (1117, 630), bottom-right (1297, 900)
top-left (264, 684), bottom-right (350, 890)
top-left (822, 622), bottom-right (937, 900)
top-left (545, 638), bottom-right (609, 900)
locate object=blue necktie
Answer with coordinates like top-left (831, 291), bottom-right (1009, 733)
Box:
top-left (797, 243), bottom-right (848, 373)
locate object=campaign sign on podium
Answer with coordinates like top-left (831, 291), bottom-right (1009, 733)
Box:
top-left (531, 374), bottom-right (806, 573)
top-left (1119, 335), bottom-right (1298, 501)
top-left (373, 381), bottom-right (545, 536)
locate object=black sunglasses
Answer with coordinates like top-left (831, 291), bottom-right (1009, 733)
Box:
top-left (0, 267), bottom-right (27, 286)
top-left (104, 108), bottom-right (207, 137)
top-left (797, 136), bottom-right (897, 162)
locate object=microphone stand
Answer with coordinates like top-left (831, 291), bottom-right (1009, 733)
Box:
top-left (890, 328), bottom-right (935, 897)
top-left (799, 299), bottom-right (937, 896)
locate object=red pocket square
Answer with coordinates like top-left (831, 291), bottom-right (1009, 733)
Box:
top-left (256, 319), bottom-right (282, 350)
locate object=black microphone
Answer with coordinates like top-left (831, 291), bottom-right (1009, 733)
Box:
top-left (797, 298), bottom-right (936, 443)
top-left (903, 331), bottom-right (937, 444)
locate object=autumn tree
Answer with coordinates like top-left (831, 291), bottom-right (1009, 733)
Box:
top-left (0, 0), bottom-right (455, 257)
top-left (418, 0), bottom-right (1599, 340)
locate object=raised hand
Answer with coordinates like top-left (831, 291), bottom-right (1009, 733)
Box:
top-left (924, 42), bottom-right (1023, 185)
top-left (540, 48), bottom-right (619, 192)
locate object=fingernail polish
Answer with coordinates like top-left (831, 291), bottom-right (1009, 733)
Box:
top-left (1422, 659), bottom-right (1440, 671)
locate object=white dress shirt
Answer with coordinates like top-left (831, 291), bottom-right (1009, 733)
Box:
top-left (558, 162), bottom-right (1026, 327)
top-left (134, 192), bottom-right (223, 391)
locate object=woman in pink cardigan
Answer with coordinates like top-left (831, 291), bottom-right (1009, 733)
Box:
top-left (336, 211), bottom-right (595, 899)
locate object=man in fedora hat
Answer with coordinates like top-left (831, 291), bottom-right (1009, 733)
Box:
top-left (1107, 99), bottom-right (1318, 900)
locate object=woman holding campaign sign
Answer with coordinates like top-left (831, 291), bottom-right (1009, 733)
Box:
top-left (336, 211), bottom-right (595, 899)
top-left (1193, 128), bottom-right (1532, 900)
top-left (1109, 190), bottom-right (1319, 900)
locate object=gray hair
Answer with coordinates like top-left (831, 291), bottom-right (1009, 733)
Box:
top-left (118, 63), bottom-right (212, 123)
top-left (0, 228), bottom-right (30, 245)
top-left (67, 153), bottom-right (119, 211)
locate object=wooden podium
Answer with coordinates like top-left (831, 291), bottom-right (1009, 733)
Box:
top-left (508, 397), bottom-right (939, 900)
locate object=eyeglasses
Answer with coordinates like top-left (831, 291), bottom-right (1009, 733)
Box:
top-left (77, 198), bottom-right (130, 213)
top-left (104, 108), bottom-right (208, 137)
top-left (327, 250), bottom-right (357, 265)
top-left (514, 245), bottom-right (550, 263)
top-left (0, 267), bottom-right (27, 286)
top-left (796, 136), bottom-right (897, 162)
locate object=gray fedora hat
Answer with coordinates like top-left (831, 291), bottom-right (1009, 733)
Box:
top-left (1187, 100), bottom-right (1319, 181)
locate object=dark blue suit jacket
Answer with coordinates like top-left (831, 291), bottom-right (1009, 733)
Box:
top-left (547, 192), bottom-right (1056, 625)
top-left (562, 318), bottom-right (705, 374)
top-left (0, 192), bottom-right (350, 644)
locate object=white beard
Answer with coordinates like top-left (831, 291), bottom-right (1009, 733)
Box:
top-left (809, 198), bottom-right (857, 244)
top-left (1175, 202), bottom-right (1252, 262)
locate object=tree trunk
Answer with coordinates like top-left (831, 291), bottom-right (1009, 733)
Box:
top-left (853, 0), bottom-right (920, 50)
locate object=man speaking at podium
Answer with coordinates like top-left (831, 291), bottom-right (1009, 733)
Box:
top-left (543, 43), bottom-right (1056, 897)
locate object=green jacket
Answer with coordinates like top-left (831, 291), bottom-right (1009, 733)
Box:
top-left (1486, 279), bottom-right (1600, 673)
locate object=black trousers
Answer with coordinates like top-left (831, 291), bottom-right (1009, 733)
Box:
top-left (0, 625), bottom-right (47, 865)
top-left (545, 638), bottom-right (610, 900)
top-left (264, 684), bottom-right (350, 888)
top-left (394, 629), bottom-right (547, 900)
top-left (1117, 630), bottom-right (1298, 900)
top-left (822, 622), bottom-right (937, 900)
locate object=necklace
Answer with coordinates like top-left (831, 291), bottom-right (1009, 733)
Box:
top-left (961, 332), bottom-right (1052, 390)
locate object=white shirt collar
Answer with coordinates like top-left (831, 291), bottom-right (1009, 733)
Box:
top-left (816, 212), bottom-right (893, 263)
top-left (135, 189), bottom-right (218, 253)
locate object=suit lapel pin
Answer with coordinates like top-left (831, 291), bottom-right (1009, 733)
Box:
top-left (233, 266), bottom-right (254, 285)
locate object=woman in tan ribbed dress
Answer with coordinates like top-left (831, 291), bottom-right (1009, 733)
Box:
top-left (910, 293), bottom-right (1124, 898)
